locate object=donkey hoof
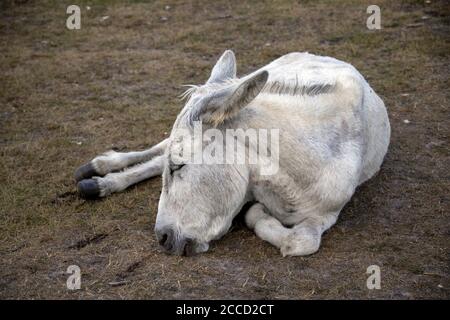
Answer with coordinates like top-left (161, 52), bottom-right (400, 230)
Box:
top-left (74, 162), bottom-right (98, 182)
top-left (77, 179), bottom-right (101, 199)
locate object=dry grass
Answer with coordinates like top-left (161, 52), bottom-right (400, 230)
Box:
top-left (0, 0), bottom-right (449, 299)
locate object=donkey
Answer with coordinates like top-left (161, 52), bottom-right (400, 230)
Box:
top-left (75, 50), bottom-right (390, 256)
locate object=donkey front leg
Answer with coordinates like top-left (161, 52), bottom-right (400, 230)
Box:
top-left (280, 214), bottom-right (338, 257)
top-left (74, 138), bottom-right (169, 181)
top-left (245, 203), bottom-right (291, 249)
top-left (245, 203), bottom-right (338, 257)
top-left (77, 155), bottom-right (165, 198)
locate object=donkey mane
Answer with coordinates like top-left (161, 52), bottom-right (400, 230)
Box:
top-left (180, 76), bottom-right (335, 101)
top-left (263, 78), bottom-right (335, 96)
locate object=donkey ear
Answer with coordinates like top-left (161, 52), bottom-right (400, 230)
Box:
top-left (192, 70), bottom-right (269, 126)
top-left (206, 50), bottom-right (237, 84)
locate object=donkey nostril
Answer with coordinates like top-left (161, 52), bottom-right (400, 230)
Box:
top-left (157, 229), bottom-right (174, 251)
top-left (159, 233), bottom-right (168, 246)
top-left (182, 238), bottom-right (195, 257)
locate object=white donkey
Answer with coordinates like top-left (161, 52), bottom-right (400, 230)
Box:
top-left (75, 50), bottom-right (390, 256)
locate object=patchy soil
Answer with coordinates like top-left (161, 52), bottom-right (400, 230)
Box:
top-left (0, 0), bottom-right (449, 299)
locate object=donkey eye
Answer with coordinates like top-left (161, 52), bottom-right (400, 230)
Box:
top-left (169, 163), bottom-right (186, 175)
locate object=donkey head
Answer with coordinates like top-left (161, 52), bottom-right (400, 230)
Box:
top-left (154, 50), bottom-right (268, 255)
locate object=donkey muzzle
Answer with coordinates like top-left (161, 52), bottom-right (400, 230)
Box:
top-left (155, 227), bottom-right (197, 256)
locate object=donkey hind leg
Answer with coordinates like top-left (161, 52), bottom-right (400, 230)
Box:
top-left (77, 155), bottom-right (165, 198)
top-left (74, 138), bottom-right (168, 182)
top-left (245, 203), bottom-right (338, 257)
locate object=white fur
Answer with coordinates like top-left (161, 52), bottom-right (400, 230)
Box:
top-left (80, 51), bottom-right (390, 256)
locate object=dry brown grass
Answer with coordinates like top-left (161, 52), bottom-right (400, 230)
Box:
top-left (0, 0), bottom-right (449, 299)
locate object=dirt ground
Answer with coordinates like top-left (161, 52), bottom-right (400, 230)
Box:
top-left (0, 0), bottom-right (449, 299)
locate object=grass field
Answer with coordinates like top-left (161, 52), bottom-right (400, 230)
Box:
top-left (0, 0), bottom-right (449, 299)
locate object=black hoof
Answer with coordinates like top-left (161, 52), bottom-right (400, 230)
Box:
top-left (77, 179), bottom-right (101, 199)
top-left (74, 162), bottom-right (98, 182)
